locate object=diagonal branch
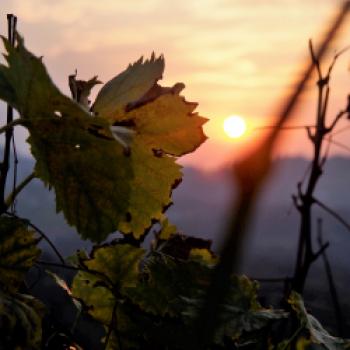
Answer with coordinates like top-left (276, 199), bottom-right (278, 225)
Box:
top-left (317, 218), bottom-right (344, 336)
top-left (5, 172), bottom-right (36, 208)
top-left (313, 198), bottom-right (350, 233)
top-left (327, 110), bottom-right (347, 132)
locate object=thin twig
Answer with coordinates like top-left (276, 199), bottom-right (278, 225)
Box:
top-left (251, 277), bottom-right (291, 283)
top-left (325, 136), bottom-right (350, 153)
top-left (309, 40), bottom-right (323, 80)
top-left (36, 260), bottom-right (114, 287)
top-left (313, 198), bottom-right (350, 232)
top-left (11, 131), bottom-right (19, 213)
top-left (312, 241), bottom-right (329, 261)
top-left (332, 124), bottom-right (350, 136)
top-left (254, 125), bottom-right (315, 131)
top-left (0, 119), bottom-right (27, 134)
top-left (104, 302), bottom-right (122, 350)
top-left (25, 264), bottom-right (43, 290)
top-left (327, 110), bottom-right (347, 132)
top-left (317, 218), bottom-right (344, 336)
top-left (327, 45), bottom-right (350, 77)
top-left (321, 134), bottom-right (332, 167)
top-left (5, 172), bottom-right (35, 208)
top-left (0, 15), bottom-right (17, 212)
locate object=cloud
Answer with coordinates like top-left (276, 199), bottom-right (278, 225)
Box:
top-left (1, 0), bottom-right (348, 167)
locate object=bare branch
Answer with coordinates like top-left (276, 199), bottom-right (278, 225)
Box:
top-left (321, 86), bottom-right (330, 120)
top-left (321, 135), bottom-right (332, 167)
top-left (309, 39), bottom-right (323, 80)
top-left (327, 45), bottom-right (350, 77)
top-left (317, 218), bottom-right (344, 336)
top-left (306, 126), bottom-right (315, 142)
top-left (312, 241), bottom-right (329, 261)
top-left (0, 119), bottom-right (27, 134)
top-left (36, 260), bottom-right (115, 287)
top-left (251, 277), bottom-right (291, 283)
top-left (313, 198), bottom-right (350, 233)
top-left (327, 110), bottom-right (347, 132)
top-left (254, 124), bottom-right (315, 131)
top-left (324, 136), bottom-right (350, 153)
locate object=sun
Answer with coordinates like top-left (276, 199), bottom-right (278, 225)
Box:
top-left (223, 115), bottom-right (247, 138)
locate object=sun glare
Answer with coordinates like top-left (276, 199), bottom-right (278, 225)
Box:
top-left (223, 115), bottom-right (247, 138)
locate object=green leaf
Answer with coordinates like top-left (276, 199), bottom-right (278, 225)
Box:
top-left (71, 243), bottom-right (144, 324)
top-left (92, 54), bottom-right (165, 122)
top-left (0, 34), bottom-right (83, 120)
top-left (158, 230), bottom-right (214, 261)
top-left (128, 253), bottom-right (211, 317)
top-left (0, 36), bottom-right (207, 241)
top-left (0, 289), bottom-right (44, 349)
top-left (27, 117), bottom-right (132, 241)
top-left (0, 35), bottom-right (134, 242)
top-left (289, 292), bottom-right (350, 350)
top-left (183, 276), bottom-right (287, 345)
top-left (0, 216), bottom-right (40, 292)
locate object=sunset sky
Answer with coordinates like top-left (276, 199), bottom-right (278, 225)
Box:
top-left (2, 0), bottom-right (350, 170)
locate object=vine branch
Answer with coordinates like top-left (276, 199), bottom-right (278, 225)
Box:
top-left (0, 15), bottom-right (17, 213)
top-left (313, 198), bottom-right (350, 232)
top-left (5, 172), bottom-right (36, 208)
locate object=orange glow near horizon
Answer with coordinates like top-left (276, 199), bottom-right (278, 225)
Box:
top-left (1, 0), bottom-right (350, 170)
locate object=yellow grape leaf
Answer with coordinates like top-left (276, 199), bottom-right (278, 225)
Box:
top-left (72, 244), bottom-right (144, 325)
top-left (93, 53), bottom-right (164, 122)
top-left (0, 35), bottom-right (207, 241)
top-left (125, 94), bottom-right (207, 156)
top-left (0, 216), bottom-right (40, 292)
top-left (117, 142), bottom-right (182, 237)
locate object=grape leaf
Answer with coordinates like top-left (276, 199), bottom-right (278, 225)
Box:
top-left (127, 253), bottom-right (211, 317)
top-left (93, 56), bottom-right (207, 237)
top-left (0, 34), bottom-right (83, 121)
top-left (182, 276), bottom-right (287, 345)
top-left (27, 117), bottom-right (132, 241)
top-left (72, 244), bottom-right (145, 324)
top-left (289, 292), bottom-right (350, 350)
top-left (123, 93), bottom-right (207, 156)
top-left (0, 35), bottom-right (133, 241)
top-left (0, 35), bottom-right (207, 241)
top-left (0, 290), bottom-right (44, 349)
top-left (0, 216), bottom-right (40, 292)
top-left (92, 53), bottom-right (164, 122)
top-left (116, 142), bottom-right (182, 236)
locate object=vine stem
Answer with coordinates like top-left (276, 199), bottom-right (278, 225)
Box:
top-left (0, 15), bottom-right (17, 212)
top-left (36, 260), bottom-right (114, 286)
top-left (0, 119), bottom-right (26, 134)
top-left (5, 172), bottom-right (36, 208)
